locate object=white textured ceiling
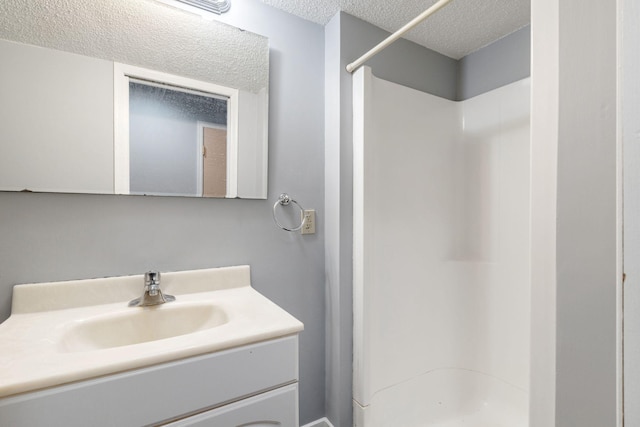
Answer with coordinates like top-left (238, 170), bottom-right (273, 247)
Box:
top-left (0, 0), bottom-right (269, 93)
top-left (260, 0), bottom-right (530, 59)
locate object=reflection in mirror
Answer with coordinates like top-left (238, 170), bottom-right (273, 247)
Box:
top-left (0, 0), bottom-right (268, 199)
top-left (113, 63), bottom-right (240, 198)
top-left (129, 82), bottom-right (229, 197)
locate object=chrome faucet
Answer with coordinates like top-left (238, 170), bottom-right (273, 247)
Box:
top-left (128, 271), bottom-right (176, 307)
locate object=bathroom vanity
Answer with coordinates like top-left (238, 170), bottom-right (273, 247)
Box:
top-left (0, 266), bottom-right (303, 426)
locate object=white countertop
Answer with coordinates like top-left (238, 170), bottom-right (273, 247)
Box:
top-left (0, 266), bottom-right (303, 398)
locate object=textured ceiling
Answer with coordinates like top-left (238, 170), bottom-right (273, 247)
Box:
top-left (0, 0), bottom-right (269, 93)
top-left (260, 0), bottom-right (530, 59)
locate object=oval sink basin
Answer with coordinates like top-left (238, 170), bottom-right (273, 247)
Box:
top-left (60, 303), bottom-right (228, 352)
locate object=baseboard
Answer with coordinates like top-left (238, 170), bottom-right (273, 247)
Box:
top-left (301, 417), bottom-right (335, 427)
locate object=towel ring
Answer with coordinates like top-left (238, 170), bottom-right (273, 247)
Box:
top-left (273, 193), bottom-right (306, 232)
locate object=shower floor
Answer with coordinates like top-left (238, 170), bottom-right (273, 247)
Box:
top-left (434, 408), bottom-right (524, 427)
top-left (355, 368), bottom-right (528, 427)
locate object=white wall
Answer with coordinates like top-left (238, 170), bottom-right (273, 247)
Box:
top-left (622, 0), bottom-right (640, 424)
top-left (0, 40), bottom-right (114, 194)
top-left (530, 1), bottom-right (619, 425)
top-left (353, 67), bottom-right (530, 425)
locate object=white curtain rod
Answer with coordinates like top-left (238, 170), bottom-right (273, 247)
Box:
top-left (345, 0), bottom-right (454, 73)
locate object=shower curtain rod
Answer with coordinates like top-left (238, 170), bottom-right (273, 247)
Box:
top-left (345, 0), bottom-right (453, 73)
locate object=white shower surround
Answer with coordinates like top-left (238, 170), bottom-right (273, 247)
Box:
top-left (353, 67), bottom-right (530, 426)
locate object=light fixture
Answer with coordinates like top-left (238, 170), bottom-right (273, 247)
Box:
top-left (174, 0), bottom-right (231, 14)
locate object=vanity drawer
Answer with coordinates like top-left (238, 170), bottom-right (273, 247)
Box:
top-left (165, 383), bottom-right (298, 427)
top-left (0, 335), bottom-right (299, 427)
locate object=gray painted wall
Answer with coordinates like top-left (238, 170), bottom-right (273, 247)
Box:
top-left (0, 0), bottom-right (325, 424)
top-left (339, 14), bottom-right (459, 100)
top-left (458, 25), bottom-right (531, 100)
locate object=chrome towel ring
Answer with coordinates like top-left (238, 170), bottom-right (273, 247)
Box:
top-left (273, 193), bottom-right (306, 232)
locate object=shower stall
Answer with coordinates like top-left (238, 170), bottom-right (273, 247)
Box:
top-left (352, 67), bottom-right (531, 426)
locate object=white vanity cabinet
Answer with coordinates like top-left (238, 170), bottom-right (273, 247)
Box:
top-left (0, 335), bottom-right (300, 427)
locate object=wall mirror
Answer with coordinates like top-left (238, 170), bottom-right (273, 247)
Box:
top-left (0, 0), bottom-right (269, 199)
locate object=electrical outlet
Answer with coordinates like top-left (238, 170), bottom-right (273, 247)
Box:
top-left (301, 209), bottom-right (316, 235)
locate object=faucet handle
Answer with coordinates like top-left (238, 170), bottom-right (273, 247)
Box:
top-left (144, 271), bottom-right (161, 285)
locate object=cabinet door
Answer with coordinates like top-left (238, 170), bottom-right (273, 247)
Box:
top-left (166, 384), bottom-right (298, 427)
